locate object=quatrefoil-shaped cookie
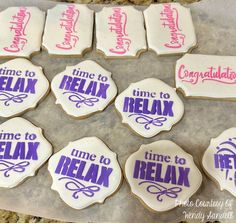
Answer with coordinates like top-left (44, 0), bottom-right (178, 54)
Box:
top-left (51, 60), bottom-right (117, 118)
top-left (115, 78), bottom-right (184, 138)
top-left (48, 137), bottom-right (122, 209)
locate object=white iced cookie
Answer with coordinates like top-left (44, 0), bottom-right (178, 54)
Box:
top-left (51, 60), bottom-right (117, 118)
top-left (48, 137), bottom-right (122, 209)
top-left (202, 128), bottom-right (236, 197)
top-left (0, 117), bottom-right (52, 188)
top-left (125, 140), bottom-right (202, 212)
top-left (96, 6), bottom-right (147, 58)
top-left (115, 78), bottom-right (184, 138)
top-left (176, 54), bottom-right (236, 99)
top-left (0, 58), bottom-right (49, 118)
top-left (144, 3), bottom-right (196, 55)
top-left (0, 7), bottom-right (45, 58)
top-left (43, 4), bottom-right (94, 56)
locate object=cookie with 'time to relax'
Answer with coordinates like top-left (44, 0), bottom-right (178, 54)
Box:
top-left (115, 78), bottom-right (184, 138)
top-left (0, 58), bottom-right (49, 118)
top-left (48, 137), bottom-right (122, 209)
top-left (125, 140), bottom-right (202, 212)
top-left (202, 128), bottom-right (236, 197)
top-left (0, 117), bottom-right (52, 188)
top-left (51, 60), bottom-right (117, 118)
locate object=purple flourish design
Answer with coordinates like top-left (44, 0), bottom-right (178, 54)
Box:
top-left (139, 180), bottom-right (182, 202)
top-left (0, 160), bottom-right (30, 177)
top-left (128, 113), bottom-right (167, 130)
top-left (63, 91), bottom-right (99, 108)
top-left (59, 176), bottom-right (100, 199)
top-left (216, 138), bottom-right (236, 155)
top-left (0, 91), bottom-right (28, 106)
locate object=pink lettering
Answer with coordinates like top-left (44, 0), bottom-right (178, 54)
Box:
top-left (160, 4), bottom-right (186, 49)
top-left (178, 64), bottom-right (236, 85)
top-left (3, 7), bottom-right (30, 53)
top-left (108, 8), bottom-right (132, 55)
top-left (55, 5), bottom-right (80, 50)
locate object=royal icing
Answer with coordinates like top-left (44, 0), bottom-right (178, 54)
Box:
top-left (0, 117), bottom-right (52, 188)
top-left (0, 58), bottom-right (49, 118)
top-left (202, 128), bottom-right (236, 197)
top-left (115, 78), bottom-right (184, 138)
top-left (96, 6), bottom-right (147, 57)
top-left (48, 137), bottom-right (122, 209)
top-left (51, 60), bottom-right (117, 118)
top-left (0, 7), bottom-right (45, 58)
top-left (43, 4), bottom-right (94, 56)
top-left (125, 140), bottom-right (202, 212)
top-left (144, 3), bottom-right (196, 55)
top-left (176, 54), bottom-right (236, 98)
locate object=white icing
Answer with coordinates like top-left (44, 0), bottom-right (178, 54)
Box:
top-left (125, 140), bottom-right (202, 212)
top-left (115, 78), bottom-right (184, 138)
top-left (48, 137), bottom-right (122, 209)
top-left (0, 117), bottom-right (52, 188)
top-left (144, 3), bottom-right (196, 55)
top-left (96, 6), bottom-right (147, 57)
top-left (0, 7), bottom-right (45, 58)
top-left (176, 54), bottom-right (236, 98)
top-left (43, 4), bottom-right (94, 56)
top-left (202, 128), bottom-right (236, 197)
top-left (51, 60), bottom-right (117, 118)
top-left (0, 58), bottom-right (49, 118)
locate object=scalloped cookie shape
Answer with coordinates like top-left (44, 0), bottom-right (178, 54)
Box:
top-left (0, 117), bottom-right (52, 188)
top-left (144, 3), bottom-right (196, 55)
top-left (0, 7), bottom-right (45, 58)
top-left (43, 4), bottom-right (94, 56)
top-left (96, 6), bottom-right (147, 58)
top-left (0, 58), bottom-right (49, 118)
top-left (51, 60), bottom-right (117, 118)
top-left (115, 78), bottom-right (184, 138)
top-left (125, 140), bottom-right (202, 212)
top-left (48, 137), bottom-right (122, 209)
top-left (202, 128), bottom-right (236, 197)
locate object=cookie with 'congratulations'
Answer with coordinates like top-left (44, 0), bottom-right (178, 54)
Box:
top-left (48, 137), bottom-right (122, 209)
top-left (125, 140), bottom-right (202, 212)
top-left (144, 3), bottom-right (196, 55)
top-left (43, 4), bottom-right (94, 56)
top-left (115, 78), bottom-right (184, 138)
top-left (96, 6), bottom-right (147, 58)
top-left (202, 128), bottom-right (236, 197)
top-left (51, 60), bottom-right (117, 118)
top-left (176, 54), bottom-right (236, 99)
top-left (0, 117), bottom-right (52, 188)
top-left (0, 7), bottom-right (45, 58)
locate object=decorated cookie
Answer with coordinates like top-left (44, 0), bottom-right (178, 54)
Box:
top-left (125, 140), bottom-right (202, 212)
top-left (0, 58), bottom-right (49, 118)
top-left (43, 4), bottom-right (94, 56)
top-left (51, 60), bottom-right (117, 118)
top-left (0, 7), bottom-right (45, 58)
top-left (176, 54), bottom-right (236, 99)
top-left (0, 117), bottom-right (52, 188)
top-left (96, 6), bottom-right (147, 58)
top-left (115, 78), bottom-right (184, 138)
top-left (202, 128), bottom-right (236, 197)
top-left (144, 3), bottom-right (196, 55)
top-left (48, 137), bottom-right (122, 209)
